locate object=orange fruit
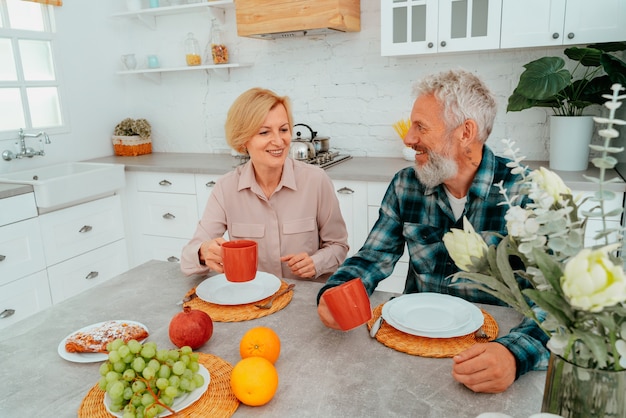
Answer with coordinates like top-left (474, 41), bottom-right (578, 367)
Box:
top-left (239, 326), bottom-right (281, 364)
top-left (230, 357), bottom-right (279, 406)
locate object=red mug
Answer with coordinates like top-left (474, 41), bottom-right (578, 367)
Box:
top-left (222, 240), bottom-right (258, 282)
top-left (322, 278), bottom-right (372, 331)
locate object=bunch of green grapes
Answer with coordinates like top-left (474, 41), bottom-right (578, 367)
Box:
top-left (98, 338), bottom-right (205, 418)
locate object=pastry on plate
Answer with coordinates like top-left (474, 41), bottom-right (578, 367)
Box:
top-left (64, 321), bottom-right (149, 353)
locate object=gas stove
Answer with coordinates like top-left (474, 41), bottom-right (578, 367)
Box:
top-left (233, 151), bottom-right (352, 170)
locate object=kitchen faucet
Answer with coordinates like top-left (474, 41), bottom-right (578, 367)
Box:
top-left (2, 128), bottom-right (52, 161)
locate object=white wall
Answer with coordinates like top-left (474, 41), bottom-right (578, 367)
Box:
top-left (0, 1), bottom-right (607, 175)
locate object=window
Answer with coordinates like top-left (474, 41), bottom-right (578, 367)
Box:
top-left (0, 0), bottom-right (63, 138)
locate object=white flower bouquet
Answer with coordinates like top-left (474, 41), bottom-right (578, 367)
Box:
top-left (443, 84), bottom-right (626, 371)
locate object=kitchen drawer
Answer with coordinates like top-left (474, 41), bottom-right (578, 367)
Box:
top-left (375, 261), bottom-right (407, 294)
top-left (135, 172), bottom-right (196, 194)
top-left (0, 192), bottom-right (37, 226)
top-left (139, 192), bottom-right (198, 239)
top-left (195, 174), bottom-right (221, 220)
top-left (39, 195), bottom-right (125, 265)
top-left (0, 270), bottom-right (51, 330)
top-left (574, 190), bottom-right (624, 222)
top-left (0, 217), bottom-right (46, 286)
top-left (367, 182), bottom-right (389, 206)
top-left (47, 239), bottom-right (128, 304)
top-left (139, 235), bottom-right (189, 264)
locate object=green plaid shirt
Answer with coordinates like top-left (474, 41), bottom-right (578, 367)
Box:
top-left (319, 146), bottom-right (549, 377)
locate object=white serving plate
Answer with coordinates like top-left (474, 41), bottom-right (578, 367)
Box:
top-left (57, 320), bottom-right (149, 363)
top-left (195, 272), bottom-right (281, 305)
top-left (104, 364), bottom-right (210, 417)
top-left (382, 293), bottom-right (483, 338)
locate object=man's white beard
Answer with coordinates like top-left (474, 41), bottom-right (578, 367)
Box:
top-left (414, 150), bottom-right (458, 188)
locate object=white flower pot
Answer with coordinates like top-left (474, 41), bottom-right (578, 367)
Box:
top-left (549, 115), bottom-right (594, 172)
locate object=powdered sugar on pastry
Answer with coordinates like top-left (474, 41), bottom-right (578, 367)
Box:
top-left (64, 321), bottom-right (149, 353)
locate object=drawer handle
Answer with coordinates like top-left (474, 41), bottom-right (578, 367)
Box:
top-left (163, 212), bottom-right (176, 220)
top-left (85, 271), bottom-right (99, 280)
top-left (0, 255), bottom-right (5, 262)
top-left (79, 225), bottom-right (93, 233)
top-left (337, 187), bottom-right (354, 195)
top-left (167, 256), bottom-right (180, 262)
top-left (205, 181), bottom-right (216, 188)
top-left (568, 32), bottom-right (575, 40)
top-left (159, 179), bottom-right (172, 186)
top-left (0, 309), bottom-right (15, 319)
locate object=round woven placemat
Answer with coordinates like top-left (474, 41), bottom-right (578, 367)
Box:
top-left (367, 303), bottom-right (499, 358)
top-left (77, 353), bottom-right (239, 418)
top-left (183, 280), bottom-right (293, 322)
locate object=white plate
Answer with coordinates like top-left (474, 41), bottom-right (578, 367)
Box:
top-left (382, 293), bottom-right (484, 338)
top-left (57, 320), bottom-right (149, 363)
top-left (195, 272), bottom-right (282, 305)
top-left (104, 364), bottom-right (210, 417)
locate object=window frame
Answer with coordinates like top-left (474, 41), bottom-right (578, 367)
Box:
top-left (0, 0), bottom-right (68, 141)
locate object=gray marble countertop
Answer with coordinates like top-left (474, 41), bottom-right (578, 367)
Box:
top-left (0, 260), bottom-right (546, 418)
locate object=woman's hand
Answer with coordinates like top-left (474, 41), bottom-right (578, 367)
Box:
top-left (281, 252), bottom-right (317, 278)
top-left (199, 237), bottom-right (227, 272)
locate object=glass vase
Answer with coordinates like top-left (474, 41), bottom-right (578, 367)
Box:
top-left (542, 353), bottom-right (626, 418)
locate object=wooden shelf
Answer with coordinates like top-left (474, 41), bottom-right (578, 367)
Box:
top-left (117, 62), bottom-right (252, 83)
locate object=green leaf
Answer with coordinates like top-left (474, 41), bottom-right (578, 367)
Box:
top-left (516, 57), bottom-right (571, 101)
top-left (496, 238), bottom-right (532, 309)
top-left (452, 279), bottom-right (521, 310)
top-left (574, 330), bottom-right (609, 369)
top-left (532, 249), bottom-right (565, 294)
top-left (601, 54), bottom-right (626, 85)
top-left (564, 46), bottom-right (602, 67)
top-left (523, 289), bottom-right (573, 326)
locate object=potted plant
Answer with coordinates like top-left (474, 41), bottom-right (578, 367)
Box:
top-left (112, 117), bottom-right (152, 156)
top-left (507, 41), bottom-right (626, 171)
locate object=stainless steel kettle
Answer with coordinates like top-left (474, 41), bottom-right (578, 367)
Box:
top-left (289, 123), bottom-right (317, 160)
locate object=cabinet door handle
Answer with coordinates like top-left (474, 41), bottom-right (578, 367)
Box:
top-left (427, 42), bottom-right (434, 48)
top-left (163, 212), bottom-right (176, 220)
top-left (79, 225), bottom-right (93, 233)
top-left (567, 32), bottom-right (575, 39)
top-left (0, 255), bottom-right (5, 262)
top-left (440, 41), bottom-right (447, 48)
top-left (159, 179), bottom-right (172, 186)
top-left (85, 271), bottom-right (99, 280)
top-left (167, 256), bottom-right (180, 262)
top-left (337, 187), bottom-right (354, 195)
top-left (0, 309), bottom-right (15, 319)
top-left (205, 181), bottom-right (216, 188)
top-left (552, 32), bottom-right (560, 39)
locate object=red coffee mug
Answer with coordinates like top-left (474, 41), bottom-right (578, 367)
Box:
top-left (222, 240), bottom-right (258, 282)
top-left (322, 278), bottom-right (372, 331)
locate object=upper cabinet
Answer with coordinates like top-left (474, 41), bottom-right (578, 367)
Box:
top-left (381, 0), bottom-right (501, 56)
top-left (500, 0), bottom-right (626, 49)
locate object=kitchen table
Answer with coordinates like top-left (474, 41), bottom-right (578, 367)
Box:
top-left (0, 260), bottom-right (547, 418)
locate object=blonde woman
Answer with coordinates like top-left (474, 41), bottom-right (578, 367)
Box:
top-left (181, 88), bottom-right (349, 281)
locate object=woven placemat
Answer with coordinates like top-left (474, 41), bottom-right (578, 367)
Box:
top-left (367, 303), bottom-right (499, 358)
top-left (77, 353), bottom-right (239, 418)
top-left (183, 280), bottom-right (293, 322)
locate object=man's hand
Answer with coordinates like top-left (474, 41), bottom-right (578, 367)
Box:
top-left (316, 295), bottom-right (342, 330)
top-left (281, 252), bottom-right (316, 278)
top-left (451, 342), bottom-right (516, 393)
top-left (199, 237), bottom-right (227, 272)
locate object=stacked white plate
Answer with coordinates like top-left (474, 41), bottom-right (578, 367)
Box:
top-left (381, 293), bottom-right (484, 338)
top-left (195, 272), bottom-right (281, 305)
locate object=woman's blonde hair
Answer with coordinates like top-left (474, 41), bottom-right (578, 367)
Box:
top-left (225, 87), bottom-right (293, 153)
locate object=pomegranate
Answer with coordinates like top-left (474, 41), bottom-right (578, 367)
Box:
top-left (168, 306), bottom-right (213, 349)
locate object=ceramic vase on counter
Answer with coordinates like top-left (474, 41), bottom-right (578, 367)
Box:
top-left (549, 115), bottom-right (594, 172)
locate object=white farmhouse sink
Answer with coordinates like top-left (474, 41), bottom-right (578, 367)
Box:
top-left (0, 162), bottom-right (125, 212)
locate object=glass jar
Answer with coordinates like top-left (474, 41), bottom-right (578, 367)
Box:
top-left (210, 21), bottom-right (229, 64)
top-left (185, 32), bottom-right (201, 66)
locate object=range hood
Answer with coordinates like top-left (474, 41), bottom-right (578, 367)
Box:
top-left (234, 0), bottom-right (360, 40)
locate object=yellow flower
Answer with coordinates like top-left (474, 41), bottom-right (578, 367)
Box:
top-left (561, 245), bottom-right (626, 312)
top-left (528, 167), bottom-right (571, 205)
top-left (443, 217), bottom-right (488, 272)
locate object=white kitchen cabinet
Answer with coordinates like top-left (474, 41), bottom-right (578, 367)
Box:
top-left (572, 189), bottom-right (625, 248)
top-left (38, 195), bottom-right (128, 304)
top-left (500, 0), bottom-right (626, 49)
top-left (47, 240), bottom-right (128, 304)
top-left (381, 0), bottom-right (502, 56)
top-left (128, 172), bottom-right (199, 266)
top-left (195, 174), bottom-right (220, 220)
top-left (0, 270), bottom-right (51, 330)
top-left (0, 216), bottom-right (46, 287)
top-left (334, 180), bottom-right (368, 257)
top-left (368, 182), bottom-right (409, 293)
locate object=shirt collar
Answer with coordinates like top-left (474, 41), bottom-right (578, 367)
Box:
top-left (237, 158), bottom-right (298, 193)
